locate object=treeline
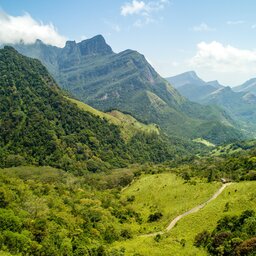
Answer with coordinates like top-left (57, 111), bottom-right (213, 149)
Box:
top-left (194, 210), bottom-right (256, 255)
top-left (171, 144), bottom-right (256, 182)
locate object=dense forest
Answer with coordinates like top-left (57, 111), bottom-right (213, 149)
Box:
top-left (0, 46), bottom-right (198, 173)
top-left (0, 167), bottom-right (136, 255)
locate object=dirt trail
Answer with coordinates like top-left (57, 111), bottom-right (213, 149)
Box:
top-left (141, 183), bottom-right (232, 237)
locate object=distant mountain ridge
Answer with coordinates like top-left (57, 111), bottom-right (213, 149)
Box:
top-left (166, 71), bottom-right (224, 102)
top-left (12, 36), bottom-right (244, 144)
top-left (233, 78), bottom-right (256, 95)
top-left (167, 71), bottom-right (256, 136)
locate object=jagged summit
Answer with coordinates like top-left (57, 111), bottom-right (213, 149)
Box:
top-left (62, 35), bottom-right (113, 57)
top-left (167, 71), bottom-right (205, 89)
top-left (11, 36), bottom-right (243, 144)
top-left (77, 34), bottom-right (113, 55)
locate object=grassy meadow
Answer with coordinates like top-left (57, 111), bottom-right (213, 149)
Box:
top-left (113, 174), bottom-right (256, 255)
top-left (120, 173), bottom-right (220, 234)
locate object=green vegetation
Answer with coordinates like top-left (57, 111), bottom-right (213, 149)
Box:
top-left (195, 210), bottom-right (256, 255)
top-left (67, 97), bottom-right (159, 141)
top-left (120, 173), bottom-right (220, 234)
top-left (2, 165), bottom-right (255, 256)
top-left (112, 181), bottom-right (256, 255)
top-left (0, 46), bottom-right (196, 173)
top-left (193, 138), bottom-right (215, 147)
top-left (211, 140), bottom-right (256, 156)
top-left (2, 36), bottom-right (255, 256)
top-left (168, 71), bottom-right (256, 138)
top-left (0, 166), bottom-right (139, 255)
top-left (13, 35), bottom-right (244, 145)
top-left (170, 140), bottom-right (256, 182)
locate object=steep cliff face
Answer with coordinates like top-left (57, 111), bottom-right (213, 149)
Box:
top-left (12, 36), bottom-right (244, 144)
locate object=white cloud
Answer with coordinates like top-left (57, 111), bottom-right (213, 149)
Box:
top-left (121, 0), bottom-right (169, 16)
top-left (121, 0), bottom-right (147, 16)
top-left (227, 20), bottom-right (245, 25)
top-left (0, 10), bottom-right (66, 47)
top-left (121, 0), bottom-right (169, 27)
top-left (251, 24), bottom-right (256, 29)
top-left (192, 22), bottom-right (215, 32)
top-left (190, 41), bottom-right (256, 75)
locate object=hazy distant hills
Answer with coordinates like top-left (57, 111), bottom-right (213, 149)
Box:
top-left (166, 71), bottom-right (224, 102)
top-left (12, 35), bottom-right (244, 144)
top-left (233, 78), bottom-right (256, 95)
top-left (168, 71), bottom-right (256, 135)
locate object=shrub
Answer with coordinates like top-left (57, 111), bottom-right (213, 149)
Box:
top-left (148, 212), bottom-right (163, 222)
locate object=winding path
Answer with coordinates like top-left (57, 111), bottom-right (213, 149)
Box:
top-left (141, 182), bottom-right (232, 237)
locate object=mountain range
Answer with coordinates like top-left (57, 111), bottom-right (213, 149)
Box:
top-left (167, 71), bottom-right (256, 136)
top-left (11, 35), bottom-right (244, 144)
top-left (1, 46), bottom-right (190, 172)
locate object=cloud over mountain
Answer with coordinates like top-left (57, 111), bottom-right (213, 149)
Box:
top-left (0, 10), bottom-right (66, 47)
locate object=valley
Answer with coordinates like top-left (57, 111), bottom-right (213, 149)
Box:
top-left (113, 179), bottom-right (256, 255)
top-left (0, 2), bottom-right (256, 254)
top-left (0, 44), bottom-right (255, 256)
top-left (12, 36), bottom-right (244, 145)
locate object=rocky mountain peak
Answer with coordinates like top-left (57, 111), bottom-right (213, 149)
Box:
top-left (77, 34), bottom-right (113, 56)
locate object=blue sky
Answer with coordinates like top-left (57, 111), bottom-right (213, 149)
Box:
top-left (1, 0), bottom-right (256, 86)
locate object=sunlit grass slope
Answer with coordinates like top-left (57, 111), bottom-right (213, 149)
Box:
top-left (113, 180), bottom-right (256, 255)
top-left (67, 97), bottom-right (159, 141)
top-left (120, 173), bottom-right (220, 234)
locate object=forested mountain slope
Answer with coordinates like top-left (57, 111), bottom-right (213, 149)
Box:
top-left (13, 36), bottom-right (244, 144)
top-left (0, 46), bottom-right (188, 172)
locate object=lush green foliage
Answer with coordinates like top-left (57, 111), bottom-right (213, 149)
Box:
top-left (0, 166), bottom-right (139, 255)
top-left (0, 46), bottom-right (195, 172)
top-left (120, 173), bottom-right (220, 234)
top-left (66, 97), bottom-right (160, 141)
top-left (13, 36), bottom-right (244, 145)
top-left (195, 210), bottom-right (256, 255)
top-left (170, 141), bottom-right (256, 182)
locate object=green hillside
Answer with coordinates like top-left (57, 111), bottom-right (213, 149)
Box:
top-left (13, 36), bottom-right (244, 145)
top-left (0, 144), bottom-right (256, 255)
top-left (0, 46), bottom-right (188, 172)
top-left (113, 180), bottom-right (256, 255)
top-left (119, 173), bottom-right (220, 234)
top-left (66, 97), bottom-right (159, 141)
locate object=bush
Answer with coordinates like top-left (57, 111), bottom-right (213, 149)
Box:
top-left (154, 234), bottom-right (161, 242)
top-left (194, 230), bottom-right (211, 247)
top-left (148, 212), bottom-right (163, 222)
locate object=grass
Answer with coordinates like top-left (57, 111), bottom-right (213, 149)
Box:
top-left (193, 138), bottom-right (215, 147)
top-left (120, 173), bottom-right (220, 234)
top-left (66, 97), bottom-right (159, 141)
top-left (113, 180), bottom-right (256, 255)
